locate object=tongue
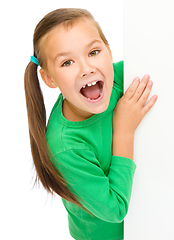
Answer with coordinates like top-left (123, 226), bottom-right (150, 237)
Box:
top-left (81, 82), bottom-right (101, 100)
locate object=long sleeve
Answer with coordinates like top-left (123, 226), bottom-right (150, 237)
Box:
top-left (53, 148), bottom-right (136, 223)
top-left (113, 61), bottom-right (124, 92)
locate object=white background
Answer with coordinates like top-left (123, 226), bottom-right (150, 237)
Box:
top-left (0, 1), bottom-right (124, 239)
top-left (124, 0), bottom-right (174, 239)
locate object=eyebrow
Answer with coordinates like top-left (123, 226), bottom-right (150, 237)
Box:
top-left (86, 39), bottom-right (102, 48)
top-left (54, 39), bottom-right (102, 60)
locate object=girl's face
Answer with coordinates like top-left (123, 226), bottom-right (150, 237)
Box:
top-left (40, 19), bottom-right (114, 120)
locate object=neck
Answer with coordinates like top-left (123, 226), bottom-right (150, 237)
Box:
top-left (62, 99), bottom-right (93, 122)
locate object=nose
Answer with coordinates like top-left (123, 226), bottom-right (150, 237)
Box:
top-left (79, 60), bottom-right (96, 78)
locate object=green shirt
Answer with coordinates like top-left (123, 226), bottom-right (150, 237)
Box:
top-left (46, 61), bottom-right (136, 240)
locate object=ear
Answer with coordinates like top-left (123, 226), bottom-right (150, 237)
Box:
top-left (107, 45), bottom-right (113, 61)
top-left (39, 68), bottom-right (57, 89)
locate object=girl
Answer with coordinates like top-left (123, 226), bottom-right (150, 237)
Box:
top-left (24, 8), bottom-right (157, 240)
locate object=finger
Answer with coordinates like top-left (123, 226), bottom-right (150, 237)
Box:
top-left (142, 95), bottom-right (158, 115)
top-left (132, 75), bottom-right (150, 102)
top-left (138, 80), bottom-right (153, 106)
top-left (124, 77), bottom-right (140, 100)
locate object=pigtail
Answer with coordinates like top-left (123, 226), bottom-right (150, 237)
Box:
top-left (24, 61), bottom-right (80, 205)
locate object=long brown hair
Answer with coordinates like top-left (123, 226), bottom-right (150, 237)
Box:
top-left (24, 8), bottom-right (108, 208)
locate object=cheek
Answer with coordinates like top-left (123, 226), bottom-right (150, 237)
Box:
top-left (98, 52), bottom-right (113, 75)
top-left (110, 66), bottom-right (114, 81)
top-left (105, 63), bottom-right (114, 82)
top-left (52, 69), bottom-right (73, 89)
top-left (57, 76), bottom-right (78, 100)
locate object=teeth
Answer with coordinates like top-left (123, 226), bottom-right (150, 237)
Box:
top-left (91, 81), bottom-right (97, 86)
top-left (83, 81), bottom-right (98, 88)
top-left (82, 81), bottom-right (98, 89)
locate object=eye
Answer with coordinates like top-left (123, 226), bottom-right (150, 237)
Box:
top-left (62, 60), bottom-right (73, 67)
top-left (89, 50), bottom-right (100, 57)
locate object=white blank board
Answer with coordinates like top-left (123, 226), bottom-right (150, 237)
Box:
top-left (124, 0), bottom-right (174, 239)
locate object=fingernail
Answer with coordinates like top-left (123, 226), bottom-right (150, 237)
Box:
top-left (145, 74), bottom-right (150, 80)
top-left (148, 80), bottom-right (153, 85)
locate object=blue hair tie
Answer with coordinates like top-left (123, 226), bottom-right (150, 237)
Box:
top-left (30, 56), bottom-right (39, 66)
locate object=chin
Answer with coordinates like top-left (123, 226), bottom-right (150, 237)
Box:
top-left (90, 101), bottom-right (110, 114)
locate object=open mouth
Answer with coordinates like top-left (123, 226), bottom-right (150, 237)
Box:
top-left (80, 80), bottom-right (104, 101)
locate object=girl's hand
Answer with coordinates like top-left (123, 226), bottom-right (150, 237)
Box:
top-left (113, 75), bottom-right (158, 136)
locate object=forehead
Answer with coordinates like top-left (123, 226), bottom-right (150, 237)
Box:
top-left (40, 19), bottom-right (102, 59)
